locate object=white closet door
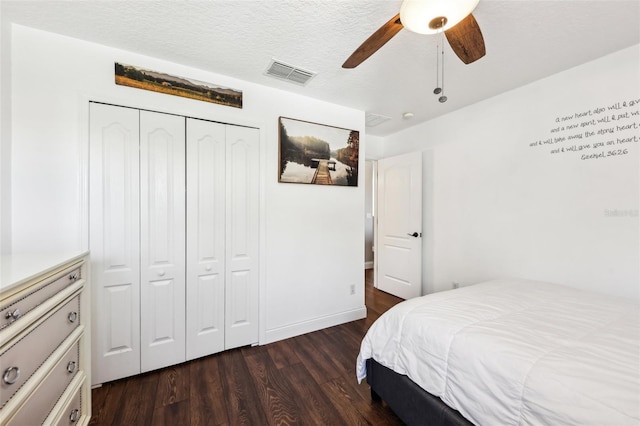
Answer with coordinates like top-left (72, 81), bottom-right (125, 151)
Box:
top-left (185, 118), bottom-right (226, 360)
top-left (139, 111), bottom-right (186, 372)
top-left (225, 125), bottom-right (260, 349)
top-left (89, 103), bottom-right (141, 385)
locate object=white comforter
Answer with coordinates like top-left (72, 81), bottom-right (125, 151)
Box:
top-left (356, 279), bottom-right (640, 425)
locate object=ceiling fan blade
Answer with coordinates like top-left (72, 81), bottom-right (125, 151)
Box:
top-left (444, 13), bottom-right (486, 64)
top-left (342, 13), bottom-right (404, 69)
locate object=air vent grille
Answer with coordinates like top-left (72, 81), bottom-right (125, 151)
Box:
top-left (366, 112), bottom-right (392, 127)
top-left (265, 59), bottom-right (316, 86)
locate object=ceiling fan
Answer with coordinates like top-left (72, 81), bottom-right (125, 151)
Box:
top-left (342, 0), bottom-right (486, 69)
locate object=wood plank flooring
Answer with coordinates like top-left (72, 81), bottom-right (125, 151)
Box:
top-left (89, 270), bottom-right (404, 425)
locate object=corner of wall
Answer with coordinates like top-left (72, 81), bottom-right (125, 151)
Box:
top-left (0, 19), bottom-right (12, 254)
top-left (364, 134), bottom-right (384, 160)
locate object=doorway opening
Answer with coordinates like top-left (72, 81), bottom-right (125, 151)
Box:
top-left (364, 160), bottom-right (377, 285)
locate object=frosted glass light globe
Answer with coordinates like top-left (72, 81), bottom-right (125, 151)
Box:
top-left (399, 0), bottom-right (480, 34)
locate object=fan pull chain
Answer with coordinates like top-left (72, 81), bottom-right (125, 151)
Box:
top-left (433, 40), bottom-right (441, 95)
top-left (439, 25), bottom-right (447, 103)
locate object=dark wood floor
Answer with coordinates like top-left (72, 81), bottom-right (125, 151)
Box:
top-left (89, 269), bottom-right (404, 425)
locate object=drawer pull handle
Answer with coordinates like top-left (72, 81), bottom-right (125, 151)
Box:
top-left (3, 366), bottom-right (20, 385)
top-left (5, 308), bottom-right (21, 321)
top-left (66, 361), bottom-right (77, 374)
top-left (69, 408), bottom-right (80, 423)
top-left (67, 311), bottom-right (78, 323)
top-left (69, 272), bottom-right (79, 280)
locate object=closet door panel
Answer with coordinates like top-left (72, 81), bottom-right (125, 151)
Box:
top-left (225, 126), bottom-right (260, 350)
top-left (89, 103), bottom-right (141, 384)
top-left (186, 118), bottom-right (226, 360)
top-left (140, 111), bottom-right (186, 372)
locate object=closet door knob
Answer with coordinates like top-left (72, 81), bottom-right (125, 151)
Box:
top-left (205, 265), bottom-right (212, 272)
top-left (3, 366), bottom-right (20, 385)
top-left (158, 270), bottom-right (166, 277)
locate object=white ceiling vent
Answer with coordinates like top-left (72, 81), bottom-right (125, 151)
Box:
top-left (264, 59), bottom-right (316, 86)
top-left (366, 112), bottom-right (392, 127)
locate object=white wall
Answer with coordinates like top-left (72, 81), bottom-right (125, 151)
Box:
top-left (0, 11), bottom-right (11, 254)
top-left (384, 44), bottom-right (640, 299)
top-left (8, 25), bottom-right (366, 342)
top-left (365, 134), bottom-right (384, 160)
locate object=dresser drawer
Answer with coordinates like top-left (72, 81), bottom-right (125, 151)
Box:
top-left (50, 378), bottom-right (84, 426)
top-left (1, 265), bottom-right (82, 332)
top-left (0, 294), bottom-right (81, 408)
top-left (4, 339), bottom-right (81, 425)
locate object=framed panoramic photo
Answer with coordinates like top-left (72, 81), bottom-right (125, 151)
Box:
top-left (278, 117), bottom-right (360, 186)
top-left (115, 62), bottom-right (242, 109)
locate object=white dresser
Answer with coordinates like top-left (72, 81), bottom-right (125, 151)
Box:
top-left (0, 252), bottom-right (91, 425)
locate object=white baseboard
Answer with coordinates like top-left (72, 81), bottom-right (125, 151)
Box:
top-left (262, 307), bottom-right (367, 345)
top-left (364, 261), bottom-right (373, 269)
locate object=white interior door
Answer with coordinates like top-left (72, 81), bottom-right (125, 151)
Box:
top-left (89, 103), bottom-right (141, 384)
top-left (225, 125), bottom-right (260, 349)
top-left (377, 152), bottom-right (422, 299)
top-left (186, 118), bottom-right (226, 360)
top-left (139, 110), bottom-right (186, 372)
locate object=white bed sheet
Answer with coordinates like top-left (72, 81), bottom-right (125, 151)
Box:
top-left (356, 279), bottom-right (640, 425)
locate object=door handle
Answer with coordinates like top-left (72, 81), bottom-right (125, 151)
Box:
top-left (407, 232), bottom-right (421, 238)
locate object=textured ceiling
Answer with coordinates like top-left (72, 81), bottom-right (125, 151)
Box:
top-left (2, 0), bottom-right (639, 136)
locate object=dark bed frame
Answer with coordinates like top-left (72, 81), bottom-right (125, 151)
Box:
top-left (366, 359), bottom-right (474, 426)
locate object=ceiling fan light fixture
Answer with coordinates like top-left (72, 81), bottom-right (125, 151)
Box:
top-left (399, 0), bottom-right (480, 34)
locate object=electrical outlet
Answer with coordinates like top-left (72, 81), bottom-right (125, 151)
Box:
top-left (452, 281), bottom-right (460, 289)
top-left (350, 284), bottom-right (356, 295)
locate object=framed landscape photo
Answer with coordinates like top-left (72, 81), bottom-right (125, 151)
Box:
top-left (278, 117), bottom-right (360, 186)
top-left (115, 62), bottom-right (242, 109)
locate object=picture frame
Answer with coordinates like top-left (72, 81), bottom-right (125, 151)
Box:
top-left (278, 117), bottom-right (360, 186)
top-left (115, 62), bottom-right (242, 109)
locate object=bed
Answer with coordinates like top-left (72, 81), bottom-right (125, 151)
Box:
top-left (356, 279), bottom-right (640, 425)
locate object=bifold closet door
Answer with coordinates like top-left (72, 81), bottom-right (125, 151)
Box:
top-left (185, 120), bottom-right (260, 359)
top-left (185, 118), bottom-right (226, 360)
top-left (89, 103), bottom-right (141, 385)
top-left (91, 103), bottom-right (258, 382)
top-left (225, 125), bottom-right (260, 350)
top-left (139, 110), bottom-right (187, 372)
